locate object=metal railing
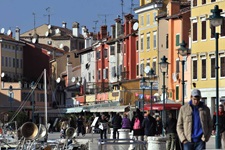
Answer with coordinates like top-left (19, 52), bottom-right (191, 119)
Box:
top-left (98, 138), bottom-right (147, 150)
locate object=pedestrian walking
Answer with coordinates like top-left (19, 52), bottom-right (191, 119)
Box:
top-left (112, 112), bottom-right (122, 140)
top-left (177, 89), bottom-right (213, 150)
top-left (121, 113), bottom-right (131, 130)
top-left (131, 108), bottom-right (144, 141)
top-left (99, 114), bottom-right (108, 140)
top-left (166, 112), bottom-right (177, 150)
top-left (142, 111), bottom-right (156, 141)
top-left (212, 104), bottom-right (225, 148)
top-left (77, 115), bottom-right (85, 136)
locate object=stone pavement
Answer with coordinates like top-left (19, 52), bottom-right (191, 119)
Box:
top-left (48, 132), bottom-right (221, 150)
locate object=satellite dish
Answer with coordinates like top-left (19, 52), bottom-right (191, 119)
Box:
top-left (59, 43), bottom-right (64, 49)
top-left (56, 77), bottom-right (61, 83)
top-left (1, 72), bottom-right (5, 78)
top-left (7, 30), bottom-right (12, 36)
top-left (55, 28), bottom-right (61, 34)
top-left (45, 31), bottom-right (49, 37)
top-left (47, 41), bottom-right (52, 45)
top-left (1, 28), bottom-right (5, 34)
top-left (144, 66), bottom-right (150, 74)
top-left (71, 77), bottom-right (76, 83)
top-left (48, 24), bottom-right (52, 29)
top-left (133, 22), bottom-right (139, 31)
top-left (32, 38), bottom-right (37, 44)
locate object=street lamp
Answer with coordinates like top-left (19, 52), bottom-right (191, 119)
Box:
top-left (177, 40), bottom-right (190, 105)
top-left (159, 56), bottom-right (169, 136)
top-left (149, 68), bottom-right (155, 115)
top-left (208, 5), bottom-right (224, 149)
top-left (140, 77), bottom-right (147, 113)
top-left (8, 85), bottom-right (13, 111)
top-left (30, 81), bottom-right (36, 123)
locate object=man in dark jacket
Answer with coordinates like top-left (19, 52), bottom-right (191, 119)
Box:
top-left (166, 112), bottom-right (177, 150)
top-left (112, 113), bottom-right (122, 139)
top-left (142, 111), bottom-right (156, 141)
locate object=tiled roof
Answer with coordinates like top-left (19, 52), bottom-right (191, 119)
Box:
top-left (0, 33), bottom-right (23, 43)
top-left (165, 6), bottom-right (190, 20)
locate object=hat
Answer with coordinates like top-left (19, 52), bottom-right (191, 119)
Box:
top-left (191, 89), bottom-right (201, 97)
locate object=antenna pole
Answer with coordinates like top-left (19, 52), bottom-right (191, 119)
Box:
top-left (93, 20), bottom-right (98, 32)
top-left (131, 0), bottom-right (134, 14)
top-left (32, 12), bottom-right (36, 34)
top-left (121, 0), bottom-right (124, 23)
top-left (46, 7), bottom-right (51, 25)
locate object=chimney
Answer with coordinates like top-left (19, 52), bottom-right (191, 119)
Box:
top-left (66, 55), bottom-right (72, 86)
top-left (15, 27), bottom-right (20, 41)
top-left (100, 25), bottom-right (107, 39)
top-left (62, 21), bottom-right (67, 28)
top-left (115, 17), bottom-right (122, 38)
top-left (72, 22), bottom-right (79, 37)
top-left (111, 25), bottom-right (115, 39)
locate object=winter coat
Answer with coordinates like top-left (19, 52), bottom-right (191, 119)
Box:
top-left (142, 115), bottom-right (156, 136)
top-left (122, 117), bottom-right (131, 129)
top-left (112, 114), bottom-right (122, 129)
top-left (176, 101), bottom-right (213, 143)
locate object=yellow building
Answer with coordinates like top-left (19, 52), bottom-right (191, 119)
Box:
top-left (191, 1), bottom-right (225, 115)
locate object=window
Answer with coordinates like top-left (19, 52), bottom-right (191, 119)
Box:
top-left (176, 60), bottom-right (179, 73)
top-left (136, 64), bottom-right (139, 76)
top-left (184, 83), bottom-right (187, 98)
top-left (147, 34), bottom-right (150, 49)
top-left (193, 23), bottom-right (197, 41)
top-left (96, 51), bottom-right (100, 60)
top-left (193, 0), bottom-right (197, 7)
top-left (211, 25), bottom-right (215, 38)
top-left (117, 43), bottom-right (121, 53)
top-left (221, 57), bottom-right (225, 77)
top-left (13, 58), bottom-right (15, 67)
top-left (98, 70), bottom-right (101, 80)
top-left (111, 66), bottom-right (116, 77)
top-left (201, 59), bottom-right (206, 79)
top-left (176, 86), bottom-right (179, 100)
top-left (153, 31), bottom-right (157, 48)
top-left (153, 12), bottom-right (156, 23)
top-left (140, 63), bottom-right (144, 76)
top-left (221, 18), bottom-right (225, 37)
top-left (147, 14), bottom-right (150, 25)
top-left (211, 0), bottom-right (216, 2)
top-left (20, 59), bottom-right (23, 68)
top-left (110, 46), bottom-right (115, 55)
top-left (5, 57), bottom-right (8, 67)
top-left (146, 62), bottom-right (150, 67)
top-left (103, 69), bottom-right (106, 79)
top-left (166, 34), bottom-right (168, 49)
top-left (193, 59), bottom-right (197, 79)
top-left (201, 21), bottom-right (206, 40)
top-left (211, 58), bottom-right (215, 78)
top-left (141, 37), bottom-right (143, 50)
top-left (9, 57), bottom-right (11, 67)
top-left (88, 72), bottom-right (91, 81)
top-left (105, 68), bottom-right (108, 79)
top-left (87, 53), bottom-right (91, 62)
top-left (176, 34), bottom-right (180, 46)
top-left (152, 61), bottom-right (156, 72)
top-left (141, 16), bottom-right (144, 25)
top-left (136, 40), bottom-right (139, 50)
top-left (16, 59), bottom-right (19, 68)
top-left (104, 49), bottom-right (108, 58)
top-left (202, 0), bottom-right (206, 4)
top-left (2, 56), bottom-right (4, 66)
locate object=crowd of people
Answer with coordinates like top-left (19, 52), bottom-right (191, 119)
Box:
top-left (58, 89), bottom-right (225, 150)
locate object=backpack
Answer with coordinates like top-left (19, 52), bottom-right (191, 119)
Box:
top-left (133, 117), bottom-right (141, 130)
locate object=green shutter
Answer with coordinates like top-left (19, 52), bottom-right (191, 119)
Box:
top-left (176, 34), bottom-right (180, 46)
top-left (176, 86), bottom-right (179, 100)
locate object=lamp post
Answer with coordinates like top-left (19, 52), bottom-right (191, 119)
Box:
top-left (8, 85), bottom-right (13, 111)
top-left (30, 81), bottom-right (36, 122)
top-left (208, 5), bottom-right (224, 149)
top-left (149, 68), bottom-right (155, 115)
top-left (159, 56), bottom-right (169, 136)
top-left (177, 40), bottom-right (190, 105)
top-left (140, 77), bottom-right (147, 113)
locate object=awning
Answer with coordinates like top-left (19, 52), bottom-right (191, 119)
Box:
top-left (90, 105), bottom-right (132, 113)
top-left (144, 99), bottom-right (182, 111)
top-left (66, 107), bottom-right (83, 113)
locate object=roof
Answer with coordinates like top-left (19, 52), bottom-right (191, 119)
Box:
top-left (165, 6), bottom-right (190, 20)
top-left (0, 33), bottom-right (24, 44)
top-left (73, 46), bottom-right (93, 55)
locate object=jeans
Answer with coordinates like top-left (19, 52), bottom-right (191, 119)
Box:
top-left (166, 133), bottom-right (177, 150)
top-left (113, 128), bottom-right (120, 139)
top-left (183, 140), bottom-right (205, 150)
top-left (100, 129), bottom-right (107, 140)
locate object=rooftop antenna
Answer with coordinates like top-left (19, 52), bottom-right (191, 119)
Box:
top-left (98, 14), bottom-right (113, 25)
top-left (44, 7), bottom-right (52, 25)
top-left (93, 20), bottom-right (98, 33)
top-left (121, 0), bottom-right (124, 23)
top-left (130, 0), bottom-right (134, 14)
top-left (32, 12), bottom-right (36, 34)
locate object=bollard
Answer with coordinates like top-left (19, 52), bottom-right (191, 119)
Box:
top-left (147, 136), bottom-right (168, 150)
top-left (129, 130), bottom-right (134, 150)
top-left (118, 129), bottom-right (130, 150)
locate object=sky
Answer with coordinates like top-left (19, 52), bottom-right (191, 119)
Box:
top-left (0, 0), bottom-right (139, 34)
